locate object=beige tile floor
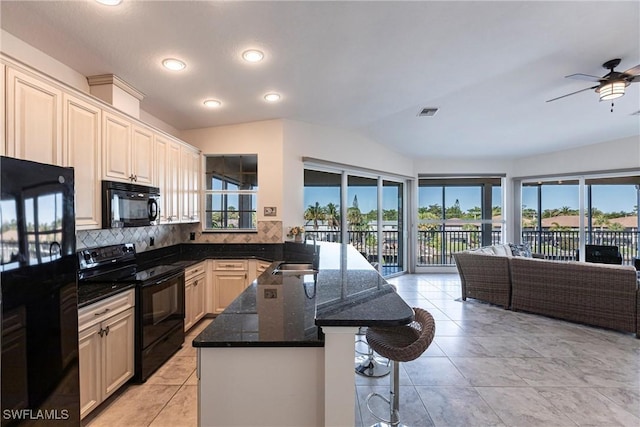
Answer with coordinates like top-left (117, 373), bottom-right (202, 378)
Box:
top-left (84, 273), bottom-right (640, 427)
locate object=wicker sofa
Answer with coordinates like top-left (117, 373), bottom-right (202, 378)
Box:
top-left (453, 245), bottom-right (640, 337)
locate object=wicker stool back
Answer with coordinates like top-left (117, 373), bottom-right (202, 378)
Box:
top-left (366, 307), bottom-right (435, 362)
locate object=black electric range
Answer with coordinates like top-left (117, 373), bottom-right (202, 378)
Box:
top-left (77, 243), bottom-right (186, 382)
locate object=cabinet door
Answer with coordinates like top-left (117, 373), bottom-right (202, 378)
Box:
top-left (6, 67), bottom-right (62, 165)
top-left (166, 139), bottom-right (182, 222)
top-left (63, 94), bottom-right (101, 229)
top-left (184, 282), bottom-right (194, 332)
top-left (78, 324), bottom-right (102, 419)
top-left (132, 125), bottom-right (154, 185)
top-left (192, 274), bottom-right (206, 324)
top-left (180, 146), bottom-right (201, 222)
top-left (102, 111), bottom-right (132, 182)
top-left (213, 272), bottom-right (247, 314)
top-left (155, 135), bottom-right (169, 222)
top-left (102, 308), bottom-right (134, 399)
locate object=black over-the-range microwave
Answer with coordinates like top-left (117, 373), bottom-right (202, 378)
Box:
top-left (102, 180), bottom-right (160, 228)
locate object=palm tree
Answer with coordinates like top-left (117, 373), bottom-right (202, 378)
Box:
top-left (304, 202), bottom-right (325, 230)
top-left (325, 203), bottom-right (340, 231)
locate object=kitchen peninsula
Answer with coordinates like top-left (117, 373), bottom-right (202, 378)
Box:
top-left (193, 241), bottom-right (413, 427)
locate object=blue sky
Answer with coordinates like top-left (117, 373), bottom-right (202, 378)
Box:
top-left (305, 184), bottom-right (638, 214)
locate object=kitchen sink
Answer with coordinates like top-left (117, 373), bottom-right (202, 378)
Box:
top-left (272, 262), bottom-right (317, 275)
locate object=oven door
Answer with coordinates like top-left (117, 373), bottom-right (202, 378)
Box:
top-left (139, 271), bottom-right (185, 349)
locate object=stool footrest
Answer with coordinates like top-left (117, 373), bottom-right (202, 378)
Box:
top-left (365, 392), bottom-right (395, 425)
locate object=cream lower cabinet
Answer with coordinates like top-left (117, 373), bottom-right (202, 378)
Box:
top-left (185, 262), bottom-right (207, 332)
top-left (211, 260), bottom-right (250, 315)
top-left (78, 290), bottom-right (135, 419)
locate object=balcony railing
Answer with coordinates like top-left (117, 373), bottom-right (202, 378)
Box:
top-left (306, 228), bottom-right (639, 268)
top-left (417, 229), bottom-right (502, 265)
top-left (523, 229), bottom-right (639, 264)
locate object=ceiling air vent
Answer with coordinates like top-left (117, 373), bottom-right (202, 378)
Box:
top-left (417, 107), bottom-right (438, 117)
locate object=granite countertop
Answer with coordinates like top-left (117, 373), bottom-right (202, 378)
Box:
top-left (77, 242), bottom-right (312, 307)
top-left (193, 241), bottom-right (414, 348)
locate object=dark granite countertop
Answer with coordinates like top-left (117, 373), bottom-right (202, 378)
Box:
top-left (77, 242), bottom-right (314, 307)
top-left (193, 241), bottom-right (414, 348)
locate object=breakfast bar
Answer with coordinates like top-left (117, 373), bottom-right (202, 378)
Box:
top-left (193, 241), bottom-right (413, 427)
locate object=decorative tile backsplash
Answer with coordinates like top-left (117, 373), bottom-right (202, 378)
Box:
top-left (76, 221), bottom-right (283, 252)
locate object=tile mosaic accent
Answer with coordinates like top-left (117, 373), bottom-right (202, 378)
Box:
top-left (76, 221), bottom-right (283, 251)
top-left (192, 221), bottom-right (283, 244)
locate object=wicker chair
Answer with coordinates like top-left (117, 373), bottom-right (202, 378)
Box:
top-left (453, 251), bottom-right (512, 309)
top-left (365, 308), bottom-right (436, 426)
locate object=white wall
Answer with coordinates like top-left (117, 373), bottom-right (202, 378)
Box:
top-left (511, 135), bottom-right (640, 177)
top-left (282, 119), bottom-right (414, 228)
top-left (181, 120), bottom-right (284, 223)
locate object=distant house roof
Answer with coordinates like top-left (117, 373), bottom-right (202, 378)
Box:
top-left (608, 216), bottom-right (638, 228)
top-left (538, 215), bottom-right (638, 229)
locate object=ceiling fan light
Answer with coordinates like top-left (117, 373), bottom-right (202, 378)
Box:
top-left (598, 81), bottom-right (625, 101)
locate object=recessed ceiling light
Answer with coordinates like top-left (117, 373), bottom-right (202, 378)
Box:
top-left (162, 58), bottom-right (186, 71)
top-left (264, 93), bottom-right (281, 102)
top-left (203, 99), bottom-right (222, 108)
top-left (242, 49), bottom-right (264, 63)
top-left (95, 0), bottom-right (122, 5)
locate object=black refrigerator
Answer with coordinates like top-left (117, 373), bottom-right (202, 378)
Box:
top-left (1, 156), bottom-right (80, 426)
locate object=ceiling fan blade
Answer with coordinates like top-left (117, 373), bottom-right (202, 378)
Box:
top-left (565, 73), bottom-right (602, 82)
top-left (622, 64), bottom-right (640, 76)
top-left (546, 85), bottom-right (599, 103)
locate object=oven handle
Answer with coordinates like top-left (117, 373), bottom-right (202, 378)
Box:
top-left (143, 270), bottom-right (184, 288)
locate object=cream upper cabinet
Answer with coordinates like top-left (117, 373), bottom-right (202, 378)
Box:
top-left (102, 110), bottom-right (132, 182)
top-left (181, 144), bottom-right (201, 222)
top-left (102, 111), bottom-right (155, 185)
top-left (131, 125), bottom-right (154, 185)
top-left (62, 94), bottom-right (102, 229)
top-left (155, 134), bottom-right (182, 223)
top-left (6, 67), bottom-right (63, 165)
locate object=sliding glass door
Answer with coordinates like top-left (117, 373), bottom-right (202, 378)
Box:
top-left (304, 167), bottom-right (406, 276)
top-left (521, 176), bottom-right (639, 264)
top-left (417, 178), bottom-right (502, 266)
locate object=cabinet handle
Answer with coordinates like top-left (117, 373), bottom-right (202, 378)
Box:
top-left (94, 308), bottom-right (110, 316)
top-left (194, 280), bottom-right (198, 287)
top-left (104, 325), bottom-right (110, 336)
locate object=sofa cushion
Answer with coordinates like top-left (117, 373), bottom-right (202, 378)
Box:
top-left (491, 244), bottom-right (512, 257)
top-left (473, 247), bottom-right (495, 255)
top-left (509, 242), bottom-right (532, 257)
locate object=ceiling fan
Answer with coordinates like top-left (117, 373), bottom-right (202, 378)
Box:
top-left (546, 58), bottom-right (640, 106)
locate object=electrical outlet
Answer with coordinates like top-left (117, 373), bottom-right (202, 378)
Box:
top-left (149, 237), bottom-right (154, 246)
top-left (189, 232), bottom-right (196, 241)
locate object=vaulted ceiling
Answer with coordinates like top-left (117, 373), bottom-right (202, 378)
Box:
top-left (2, 1), bottom-right (639, 159)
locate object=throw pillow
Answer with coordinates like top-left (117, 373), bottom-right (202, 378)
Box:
top-left (509, 242), bottom-right (532, 257)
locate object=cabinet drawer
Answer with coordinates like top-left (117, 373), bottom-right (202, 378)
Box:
top-left (185, 262), bottom-right (206, 281)
top-left (78, 289), bottom-right (134, 331)
top-left (213, 260), bottom-right (248, 271)
top-left (187, 273), bottom-right (206, 288)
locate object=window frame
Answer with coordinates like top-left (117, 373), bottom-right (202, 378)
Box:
top-left (203, 154), bottom-right (258, 232)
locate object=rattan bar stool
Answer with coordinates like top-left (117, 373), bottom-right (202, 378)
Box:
top-left (365, 308), bottom-right (436, 427)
